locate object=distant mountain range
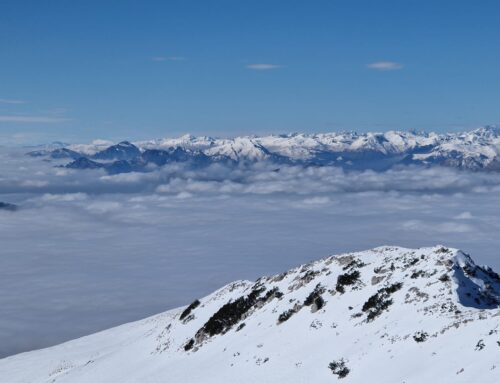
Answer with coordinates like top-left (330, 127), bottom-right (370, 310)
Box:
top-left (27, 126), bottom-right (500, 173)
top-left (2, 246), bottom-right (499, 382)
top-left (0, 202), bottom-right (17, 211)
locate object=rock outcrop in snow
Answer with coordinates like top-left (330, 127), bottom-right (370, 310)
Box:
top-left (1, 246), bottom-right (499, 382)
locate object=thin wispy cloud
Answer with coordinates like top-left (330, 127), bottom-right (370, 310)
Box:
top-left (0, 98), bottom-right (26, 104)
top-left (367, 61), bottom-right (403, 71)
top-left (246, 63), bottom-right (282, 70)
top-left (0, 115), bottom-right (71, 123)
top-left (152, 56), bottom-right (185, 62)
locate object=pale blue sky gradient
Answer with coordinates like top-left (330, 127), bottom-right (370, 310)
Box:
top-left (1, 0), bottom-right (500, 143)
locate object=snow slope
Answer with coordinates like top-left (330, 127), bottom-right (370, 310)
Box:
top-left (1, 246), bottom-right (499, 382)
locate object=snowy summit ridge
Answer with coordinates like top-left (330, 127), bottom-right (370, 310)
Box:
top-left (2, 246), bottom-right (499, 382)
top-left (27, 126), bottom-right (500, 173)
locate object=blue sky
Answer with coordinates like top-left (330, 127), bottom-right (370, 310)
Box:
top-left (2, 0), bottom-right (500, 143)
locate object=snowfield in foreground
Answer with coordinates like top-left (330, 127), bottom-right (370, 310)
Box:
top-left (1, 246), bottom-right (499, 382)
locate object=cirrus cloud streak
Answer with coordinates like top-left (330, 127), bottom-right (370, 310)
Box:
top-left (367, 61), bottom-right (403, 71)
top-left (246, 63), bottom-right (282, 70)
top-left (0, 115), bottom-right (71, 123)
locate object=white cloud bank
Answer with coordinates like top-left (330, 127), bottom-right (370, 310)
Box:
top-left (0, 115), bottom-right (71, 123)
top-left (2, 147), bottom-right (500, 359)
top-left (0, 98), bottom-right (26, 104)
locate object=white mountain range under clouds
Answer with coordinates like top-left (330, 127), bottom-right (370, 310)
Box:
top-left (28, 126), bottom-right (500, 173)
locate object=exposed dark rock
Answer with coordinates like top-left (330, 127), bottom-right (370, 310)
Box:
top-left (413, 331), bottom-right (428, 342)
top-left (195, 287), bottom-right (265, 339)
top-left (65, 157), bottom-right (104, 170)
top-left (304, 284), bottom-right (326, 312)
top-left (335, 270), bottom-right (361, 293)
top-left (184, 338), bottom-right (195, 351)
top-left (92, 141), bottom-right (141, 161)
top-left (180, 300), bottom-right (201, 322)
top-left (278, 309), bottom-right (295, 323)
top-left (362, 283), bottom-right (403, 321)
top-left (328, 358), bottom-right (350, 379)
top-left (0, 202), bottom-right (17, 211)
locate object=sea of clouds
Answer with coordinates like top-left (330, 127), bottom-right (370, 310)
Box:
top-left (2, 147), bottom-right (500, 357)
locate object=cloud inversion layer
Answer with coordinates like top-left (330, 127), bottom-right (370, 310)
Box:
top-left (2, 147), bottom-right (500, 359)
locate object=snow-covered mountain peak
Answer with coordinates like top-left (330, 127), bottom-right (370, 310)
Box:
top-left (27, 126), bottom-right (500, 172)
top-left (470, 125), bottom-right (500, 138)
top-left (2, 245), bottom-right (499, 382)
